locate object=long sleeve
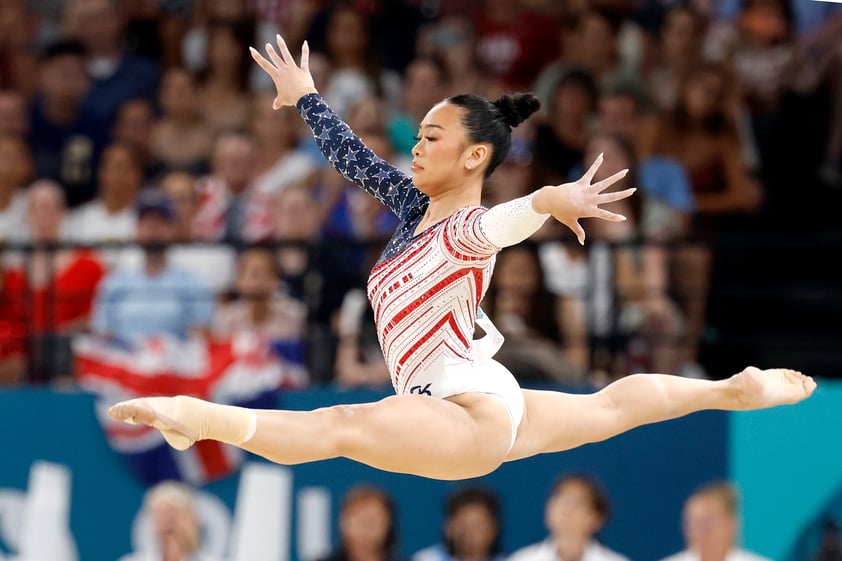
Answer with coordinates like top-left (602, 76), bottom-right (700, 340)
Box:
top-left (296, 93), bottom-right (427, 219)
top-left (478, 192), bottom-right (551, 249)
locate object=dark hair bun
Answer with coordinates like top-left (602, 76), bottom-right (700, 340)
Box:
top-left (493, 93), bottom-right (541, 128)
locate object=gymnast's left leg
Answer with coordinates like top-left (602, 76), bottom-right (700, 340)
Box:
top-left (506, 366), bottom-right (816, 462)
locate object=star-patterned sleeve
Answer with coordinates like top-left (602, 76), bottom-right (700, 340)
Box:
top-left (296, 93), bottom-right (427, 219)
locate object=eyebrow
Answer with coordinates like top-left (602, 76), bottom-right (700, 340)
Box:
top-left (418, 124), bottom-right (444, 132)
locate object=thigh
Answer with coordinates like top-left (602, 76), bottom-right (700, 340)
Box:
top-left (505, 389), bottom-right (619, 462)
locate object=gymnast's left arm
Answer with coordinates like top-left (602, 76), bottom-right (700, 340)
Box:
top-left (481, 153), bottom-right (637, 248)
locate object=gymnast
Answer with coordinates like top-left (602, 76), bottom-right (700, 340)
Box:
top-left (108, 36), bottom-right (816, 481)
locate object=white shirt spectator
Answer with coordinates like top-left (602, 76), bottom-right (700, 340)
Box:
top-left (252, 151), bottom-right (318, 196)
top-left (113, 244), bottom-right (237, 295)
top-left (509, 538), bottom-right (631, 561)
top-left (0, 190), bottom-right (28, 243)
top-left (658, 549), bottom-right (773, 561)
top-left (66, 200), bottom-right (136, 243)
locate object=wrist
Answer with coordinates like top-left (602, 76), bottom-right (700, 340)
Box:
top-left (531, 186), bottom-right (557, 215)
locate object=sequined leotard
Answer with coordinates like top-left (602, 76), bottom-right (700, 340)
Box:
top-left (297, 94), bottom-right (549, 396)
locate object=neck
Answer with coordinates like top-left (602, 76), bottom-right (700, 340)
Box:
top-left (102, 190), bottom-right (133, 213)
top-left (250, 297), bottom-right (271, 323)
top-left (423, 178), bottom-right (483, 224)
top-left (144, 253), bottom-right (167, 275)
top-left (555, 536), bottom-right (588, 561)
top-left (698, 546), bottom-right (731, 561)
top-left (44, 97), bottom-right (79, 125)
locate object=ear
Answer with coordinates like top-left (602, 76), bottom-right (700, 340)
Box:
top-left (464, 144), bottom-right (490, 171)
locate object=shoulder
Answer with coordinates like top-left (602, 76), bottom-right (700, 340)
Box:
top-left (587, 542), bottom-right (632, 561)
top-left (508, 540), bottom-right (553, 561)
top-left (730, 549), bottom-right (774, 561)
top-left (412, 544), bottom-right (447, 561)
top-left (656, 550), bottom-right (695, 561)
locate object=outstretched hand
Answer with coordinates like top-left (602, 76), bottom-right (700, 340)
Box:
top-left (533, 153), bottom-right (636, 245)
top-left (249, 34), bottom-right (317, 109)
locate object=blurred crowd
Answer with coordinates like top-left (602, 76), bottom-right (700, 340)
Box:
top-left (0, 0), bottom-right (840, 388)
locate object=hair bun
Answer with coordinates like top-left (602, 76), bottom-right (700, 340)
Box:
top-left (492, 93), bottom-right (541, 128)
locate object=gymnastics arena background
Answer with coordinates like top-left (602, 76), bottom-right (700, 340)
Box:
top-left (1, 382), bottom-right (839, 561)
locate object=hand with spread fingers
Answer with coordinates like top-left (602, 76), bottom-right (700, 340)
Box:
top-left (249, 34), bottom-right (317, 109)
top-left (532, 152), bottom-right (636, 245)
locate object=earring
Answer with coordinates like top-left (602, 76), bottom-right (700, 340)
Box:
top-left (467, 164), bottom-right (474, 170)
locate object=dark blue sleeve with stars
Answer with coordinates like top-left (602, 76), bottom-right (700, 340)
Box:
top-left (296, 93), bottom-right (429, 221)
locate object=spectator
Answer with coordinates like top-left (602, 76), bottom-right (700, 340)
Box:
top-left (387, 56), bottom-right (448, 158)
top-left (317, 484), bottom-right (404, 561)
top-left (214, 245), bottom-right (308, 387)
top-left (531, 69), bottom-right (600, 191)
top-left (420, 16), bottom-right (492, 97)
top-left (117, 480), bottom-right (221, 561)
top-left (472, 0), bottom-right (560, 91)
top-left (658, 481), bottom-right (773, 561)
top-left (196, 19), bottom-right (255, 136)
top-left (111, 97), bottom-right (164, 183)
top-left (27, 38), bottom-right (107, 208)
top-left (412, 487), bottom-right (505, 561)
top-left (151, 67), bottom-right (213, 175)
top-left (507, 472), bottom-right (630, 561)
top-left (482, 244), bottom-right (584, 385)
top-left (64, 0), bottom-right (161, 129)
top-left (193, 128), bottom-right (274, 243)
top-left (250, 91), bottom-right (319, 197)
top-left (333, 288), bottom-right (391, 389)
top-left (114, 170), bottom-right (237, 295)
top-left (66, 141), bottom-right (144, 249)
top-left (2, 180), bottom-right (106, 382)
top-left (0, 134), bottom-right (33, 243)
top-left (0, 89), bottom-right (29, 136)
top-left (90, 190), bottom-right (215, 343)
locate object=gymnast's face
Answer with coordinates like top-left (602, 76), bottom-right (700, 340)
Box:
top-left (411, 102), bottom-right (482, 196)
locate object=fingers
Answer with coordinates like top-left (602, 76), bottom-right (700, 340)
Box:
top-left (265, 42), bottom-right (285, 68)
top-left (276, 33), bottom-right (295, 65)
top-left (598, 187), bottom-right (637, 204)
top-left (301, 40), bottom-right (310, 72)
top-left (592, 168), bottom-right (629, 193)
top-left (569, 220), bottom-right (585, 245)
top-left (594, 208), bottom-right (627, 222)
top-left (249, 47), bottom-right (276, 74)
top-left (581, 152), bottom-right (604, 184)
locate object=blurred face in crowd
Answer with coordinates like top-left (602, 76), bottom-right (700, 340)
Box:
top-left (339, 493), bottom-right (393, 558)
top-left (211, 133), bottom-right (258, 193)
top-left (136, 211), bottom-right (174, 245)
top-left (402, 58), bottom-right (444, 119)
top-left (274, 185), bottom-right (320, 240)
top-left (683, 494), bottom-right (738, 559)
top-left (146, 491), bottom-right (200, 554)
top-left (326, 8), bottom-right (369, 62)
top-left (27, 180), bottom-right (66, 241)
top-left (98, 144), bottom-right (143, 202)
top-left (545, 479), bottom-right (605, 542)
top-left (494, 247), bottom-right (541, 295)
top-left (208, 26), bottom-right (243, 76)
top-left (598, 94), bottom-right (640, 143)
top-left (683, 69), bottom-right (725, 121)
top-left (159, 68), bottom-right (201, 120)
top-left (577, 12), bottom-right (617, 70)
top-left (72, 0), bottom-right (123, 56)
top-left (552, 79), bottom-right (596, 123)
top-left (251, 93), bottom-right (300, 148)
top-left (586, 135), bottom-right (632, 184)
top-left (0, 91), bottom-right (29, 136)
top-left (236, 249), bottom-right (279, 299)
top-left (446, 502), bottom-right (498, 560)
top-left (0, 135), bottom-right (33, 192)
top-left (205, 0), bottom-right (251, 20)
top-left (661, 8), bottom-right (701, 64)
top-left (159, 171), bottom-right (198, 236)
top-left (113, 99), bottom-right (154, 152)
top-left (41, 53), bottom-right (89, 106)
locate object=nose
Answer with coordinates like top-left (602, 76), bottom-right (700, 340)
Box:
top-left (412, 139), bottom-right (423, 157)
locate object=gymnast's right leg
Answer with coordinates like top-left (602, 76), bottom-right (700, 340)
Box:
top-left (108, 391), bottom-right (513, 480)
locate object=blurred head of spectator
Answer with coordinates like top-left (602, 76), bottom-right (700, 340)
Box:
top-left (0, 90), bottom-right (29, 136)
top-left (112, 98), bottom-right (156, 176)
top-left (673, 62), bottom-right (735, 136)
top-left (737, 0), bottom-right (793, 45)
top-left (274, 182), bottom-right (321, 243)
top-left (250, 92), bottom-right (303, 158)
top-left (97, 141), bottom-right (145, 212)
top-left (400, 57), bottom-right (447, 123)
top-left (151, 67), bottom-right (212, 172)
top-left (423, 16), bottom-right (488, 97)
top-left (64, 0), bottom-right (125, 59)
top-left (210, 129), bottom-right (258, 195)
top-left (583, 131), bottom-right (640, 238)
top-left (682, 481), bottom-right (742, 561)
top-left (598, 82), bottom-right (650, 144)
top-left (234, 245), bottom-right (279, 302)
top-left (0, 134), bottom-right (34, 199)
top-left (142, 480), bottom-right (203, 560)
top-left (325, 5), bottom-right (374, 70)
top-left (26, 179), bottom-right (67, 243)
top-left (135, 189), bottom-right (176, 265)
top-left (345, 95), bottom-right (388, 137)
top-left (202, 20), bottom-right (253, 93)
top-left (37, 38), bottom-right (90, 123)
top-left (159, 170), bottom-right (199, 242)
top-left (549, 68), bottom-right (600, 127)
top-left (544, 473), bottom-right (613, 557)
top-left (159, 67), bottom-right (202, 123)
top-left (443, 487), bottom-right (502, 561)
top-left (660, 6), bottom-right (706, 71)
top-left (330, 484), bottom-right (400, 561)
top-left (573, 8), bottom-right (623, 82)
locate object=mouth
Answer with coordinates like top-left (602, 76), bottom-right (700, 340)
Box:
top-left (411, 161), bottom-right (424, 172)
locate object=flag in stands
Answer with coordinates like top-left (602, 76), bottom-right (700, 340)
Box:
top-left (74, 333), bottom-right (296, 485)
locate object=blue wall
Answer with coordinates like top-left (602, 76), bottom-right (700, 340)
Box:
top-left (0, 385), bottom-right (737, 561)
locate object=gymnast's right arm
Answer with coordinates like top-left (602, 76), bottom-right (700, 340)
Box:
top-left (249, 36), bottom-right (420, 217)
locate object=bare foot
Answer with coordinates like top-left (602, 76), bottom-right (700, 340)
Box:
top-left (108, 397), bottom-right (199, 450)
top-left (732, 367), bottom-right (817, 410)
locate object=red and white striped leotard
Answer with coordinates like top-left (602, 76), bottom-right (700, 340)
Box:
top-left (297, 94), bottom-right (549, 396)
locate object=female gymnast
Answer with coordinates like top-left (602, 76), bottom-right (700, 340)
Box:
top-left (108, 36), bottom-right (816, 481)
